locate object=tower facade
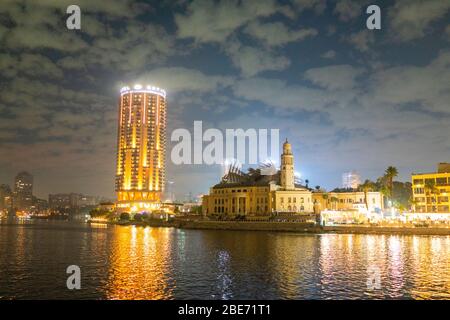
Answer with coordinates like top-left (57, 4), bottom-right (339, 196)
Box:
top-left (14, 171), bottom-right (33, 211)
top-left (115, 85), bottom-right (167, 212)
top-left (280, 139), bottom-right (295, 190)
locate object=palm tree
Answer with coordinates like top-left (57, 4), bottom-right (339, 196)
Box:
top-left (409, 198), bottom-right (418, 212)
top-left (424, 179), bottom-right (439, 212)
top-left (360, 179), bottom-right (375, 211)
top-left (384, 166), bottom-right (398, 205)
top-left (322, 193), bottom-right (329, 210)
top-left (330, 196), bottom-right (338, 210)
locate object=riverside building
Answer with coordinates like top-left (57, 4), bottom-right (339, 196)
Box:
top-left (202, 140), bottom-right (313, 217)
top-left (115, 85), bottom-right (167, 212)
top-left (412, 163), bottom-right (450, 214)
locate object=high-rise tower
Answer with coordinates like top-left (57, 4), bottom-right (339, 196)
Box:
top-left (14, 171), bottom-right (33, 211)
top-left (280, 139), bottom-right (295, 190)
top-left (115, 85), bottom-right (167, 212)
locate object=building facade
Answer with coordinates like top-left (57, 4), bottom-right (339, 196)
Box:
top-left (0, 184), bottom-right (12, 212)
top-left (202, 140), bottom-right (313, 217)
top-left (115, 85), bottom-right (167, 212)
top-left (49, 193), bottom-right (98, 210)
top-left (14, 171), bottom-right (33, 211)
top-left (412, 163), bottom-right (450, 213)
top-left (312, 190), bottom-right (384, 213)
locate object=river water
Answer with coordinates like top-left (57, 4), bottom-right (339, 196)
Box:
top-left (1, 219), bottom-right (450, 300)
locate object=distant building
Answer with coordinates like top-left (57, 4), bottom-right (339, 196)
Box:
top-left (14, 171), bottom-right (33, 211)
top-left (115, 85), bottom-right (167, 212)
top-left (164, 181), bottom-right (175, 202)
top-left (77, 195), bottom-right (98, 207)
top-left (412, 163), bottom-right (450, 213)
top-left (342, 171), bottom-right (361, 189)
top-left (48, 193), bottom-right (99, 210)
top-left (202, 139), bottom-right (313, 216)
top-left (0, 184), bottom-right (12, 211)
top-left (31, 197), bottom-right (49, 214)
top-left (438, 163), bottom-right (450, 173)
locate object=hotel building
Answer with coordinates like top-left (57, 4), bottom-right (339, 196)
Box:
top-left (412, 163), bottom-right (450, 213)
top-left (115, 85), bottom-right (167, 212)
top-left (202, 140), bottom-right (313, 217)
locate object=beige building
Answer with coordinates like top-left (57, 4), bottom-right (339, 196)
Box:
top-left (312, 190), bottom-right (384, 213)
top-left (412, 163), bottom-right (450, 213)
top-left (202, 140), bottom-right (313, 217)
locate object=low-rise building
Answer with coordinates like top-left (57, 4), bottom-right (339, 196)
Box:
top-left (312, 190), bottom-right (384, 213)
top-left (412, 163), bottom-right (450, 213)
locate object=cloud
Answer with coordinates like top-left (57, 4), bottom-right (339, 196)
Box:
top-left (292, 0), bottom-right (327, 14)
top-left (175, 0), bottom-right (282, 43)
top-left (136, 67), bottom-right (233, 93)
top-left (304, 65), bottom-right (364, 90)
top-left (244, 21), bottom-right (317, 47)
top-left (347, 30), bottom-right (375, 52)
top-left (0, 1), bottom-right (174, 70)
top-left (334, 0), bottom-right (364, 21)
top-left (368, 50), bottom-right (450, 114)
top-left (389, 0), bottom-right (450, 42)
top-left (0, 53), bottom-right (63, 79)
top-left (320, 50), bottom-right (336, 59)
top-left (232, 77), bottom-right (338, 111)
top-left (225, 41), bottom-right (290, 77)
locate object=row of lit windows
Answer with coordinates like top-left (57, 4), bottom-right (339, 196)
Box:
top-left (414, 196), bottom-right (449, 203)
top-left (213, 187), bottom-right (269, 194)
top-left (414, 187), bottom-right (448, 194)
top-left (280, 197), bottom-right (309, 204)
top-left (413, 177), bottom-right (450, 186)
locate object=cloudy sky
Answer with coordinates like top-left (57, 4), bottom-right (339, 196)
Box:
top-left (0, 0), bottom-right (449, 200)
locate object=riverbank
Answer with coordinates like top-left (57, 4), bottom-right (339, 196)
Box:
top-left (179, 220), bottom-right (450, 235)
top-left (110, 219), bottom-right (450, 236)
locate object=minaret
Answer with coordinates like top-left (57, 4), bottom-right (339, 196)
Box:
top-left (280, 139), bottom-right (295, 190)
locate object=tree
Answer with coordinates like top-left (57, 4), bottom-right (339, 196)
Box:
top-left (425, 179), bottom-right (439, 212)
top-left (120, 212), bottom-right (130, 221)
top-left (322, 193), bottom-right (329, 210)
top-left (384, 166), bottom-right (398, 205)
top-left (330, 197), bottom-right (338, 210)
top-left (360, 179), bottom-right (376, 211)
top-left (392, 181), bottom-right (413, 210)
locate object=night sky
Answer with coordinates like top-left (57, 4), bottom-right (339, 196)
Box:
top-left (0, 0), bottom-right (449, 200)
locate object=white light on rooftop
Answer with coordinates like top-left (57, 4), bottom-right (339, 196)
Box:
top-left (134, 84), bottom-right (142, 90)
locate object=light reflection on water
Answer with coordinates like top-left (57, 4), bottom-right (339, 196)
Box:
top-left (1, 220), bottom-right (450, 300)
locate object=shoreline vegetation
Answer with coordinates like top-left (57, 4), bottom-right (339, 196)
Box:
top-left (89, 219), bottom-right (450, 236)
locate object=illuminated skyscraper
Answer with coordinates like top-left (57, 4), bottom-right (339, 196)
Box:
top-left (115, 85), bottom-right (167, 212)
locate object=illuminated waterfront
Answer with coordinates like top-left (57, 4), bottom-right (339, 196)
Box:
top-left (1, 220), bottom-right (450, 300)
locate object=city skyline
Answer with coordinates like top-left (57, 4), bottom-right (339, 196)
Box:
top-left (0, 0), bottom-right (449, 200)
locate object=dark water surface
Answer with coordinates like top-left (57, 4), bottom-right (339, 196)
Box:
top-left (1, 219), bottom-right (450, 299)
